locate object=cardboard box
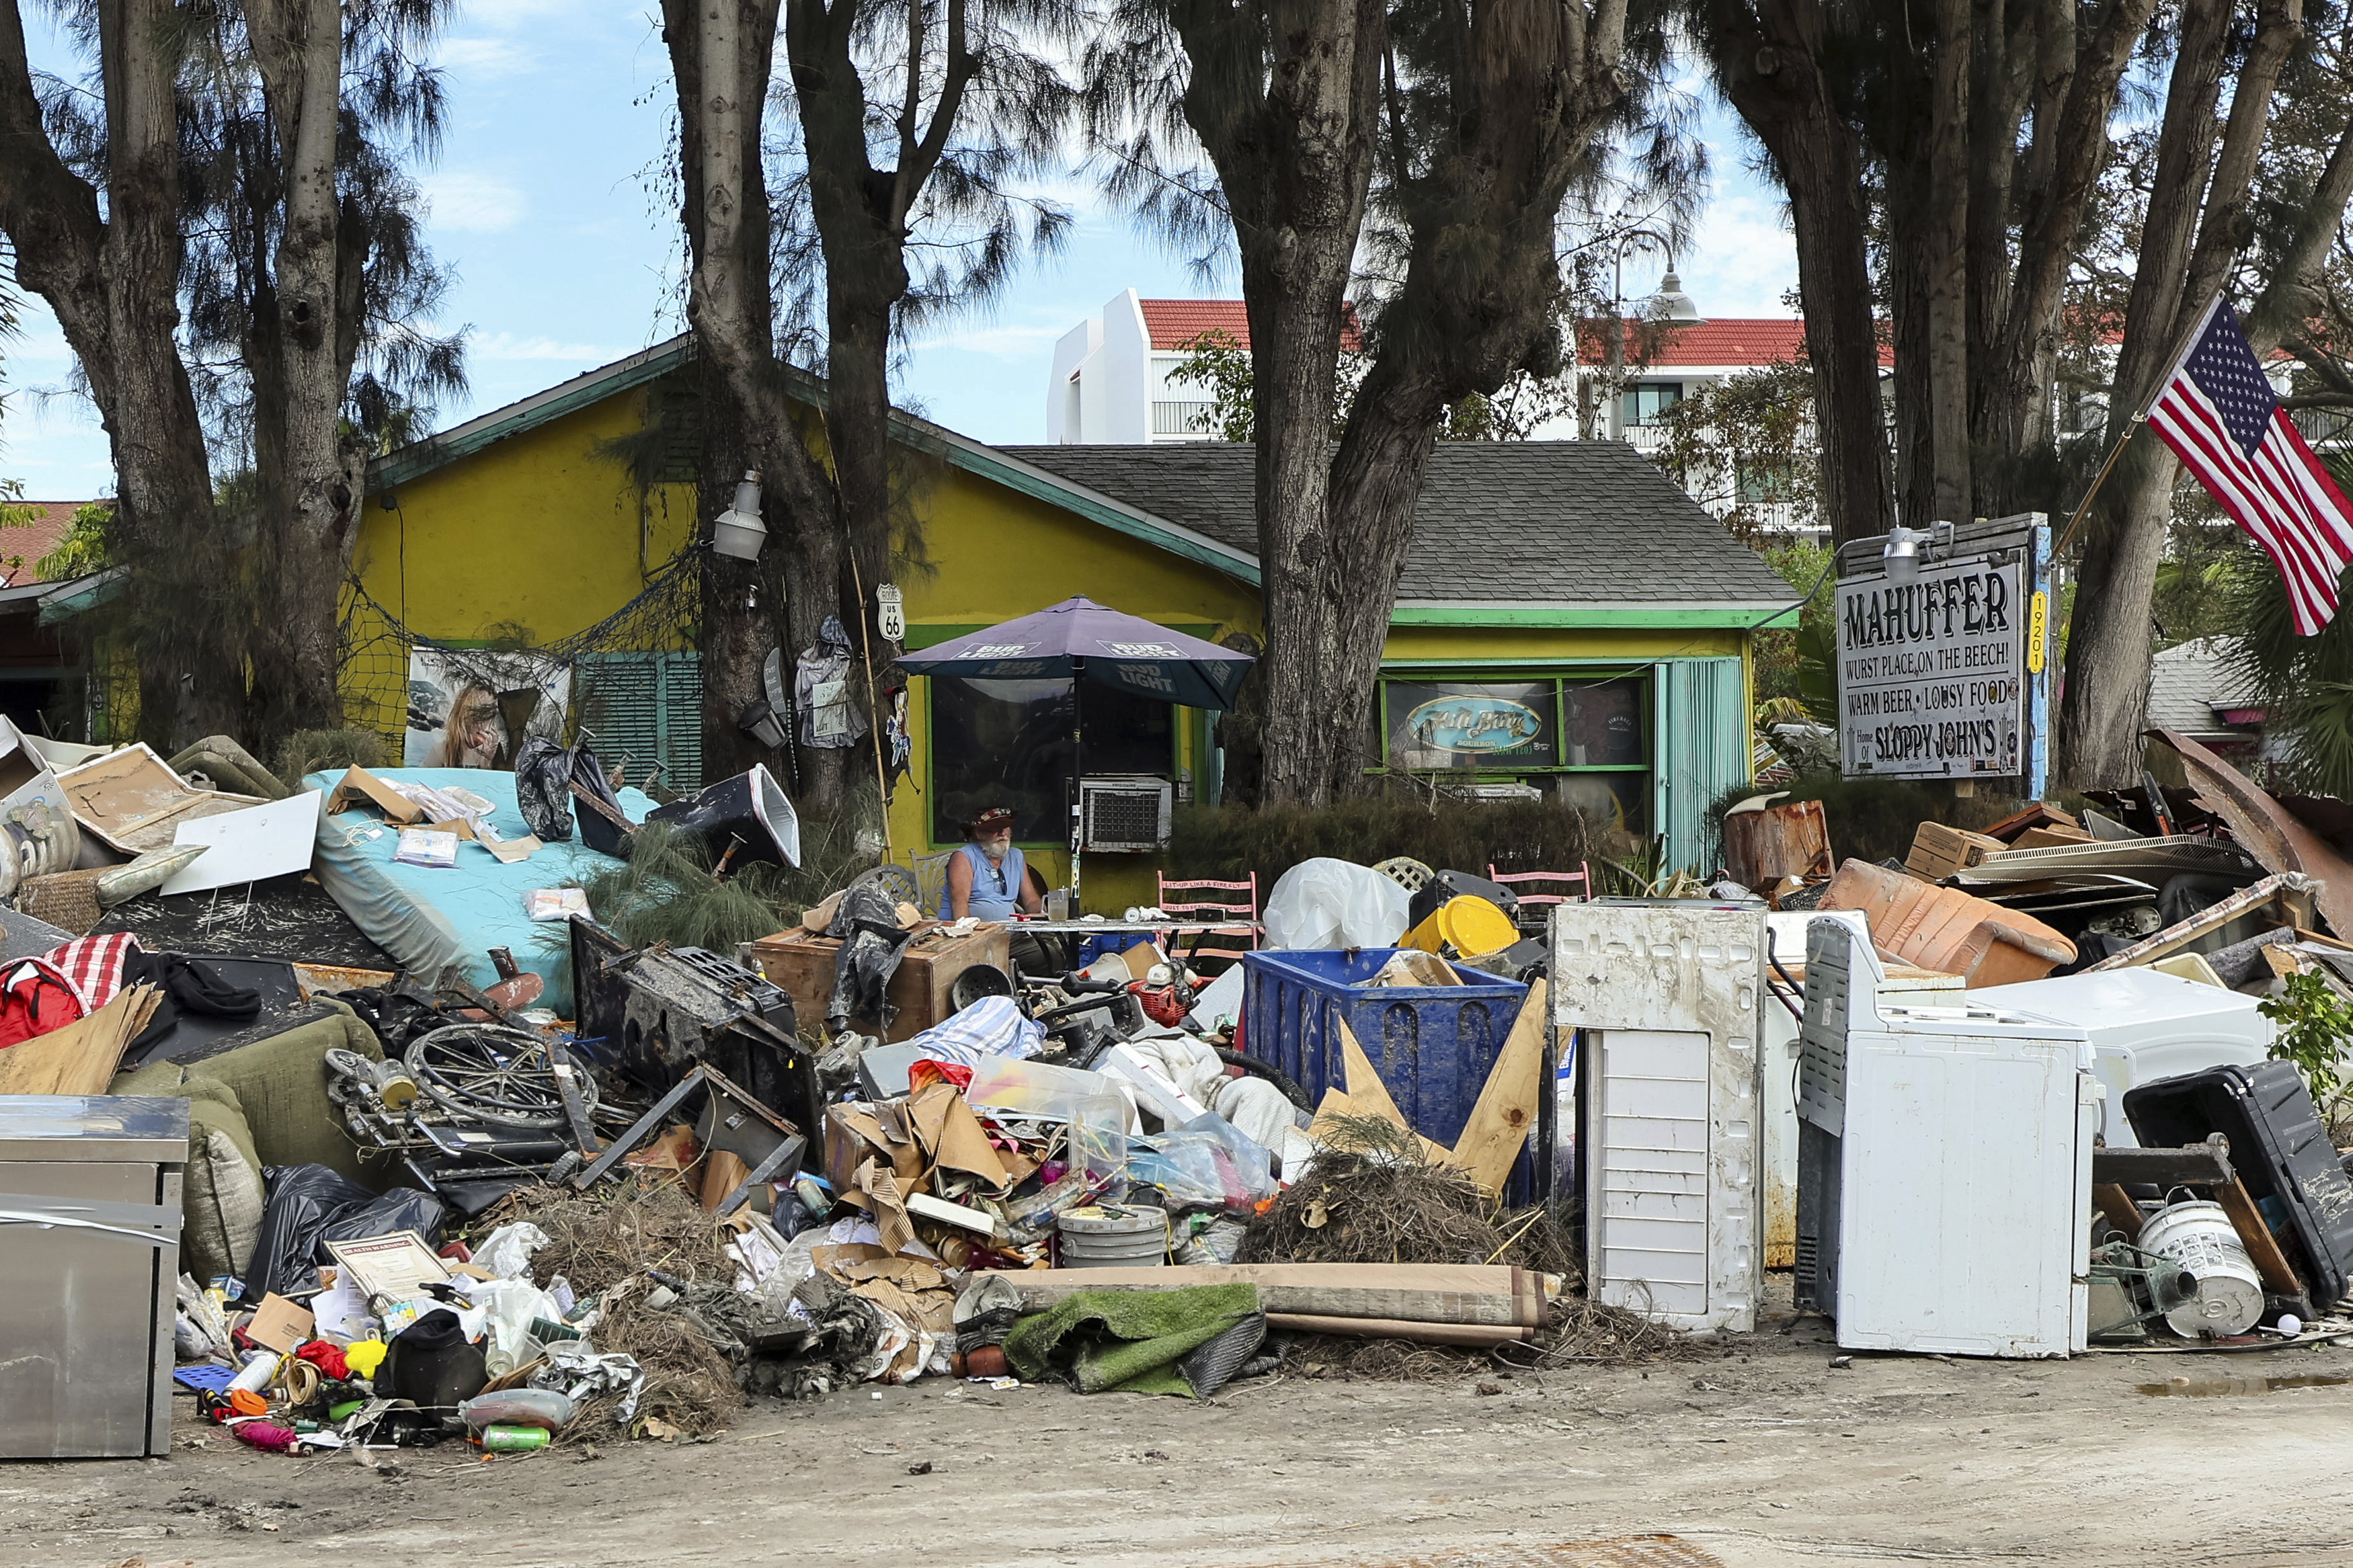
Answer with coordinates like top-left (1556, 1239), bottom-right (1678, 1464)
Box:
top-left (1905, 822), bottom-right (2008, 881)
top-left (245, 1293), bottom-right (315, 1354)
top-left (746, 923), bottom-right (1011, 1043)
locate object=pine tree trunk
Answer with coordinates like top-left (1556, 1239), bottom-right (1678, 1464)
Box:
top-left (1923, 0), bottom-right (1971, 524)
top-left (1701, 0), bottom-right (1891, 547)
top-left (2057, 0), bottom-right (2296, 786)
top-left (1168, 0), bottom-right (1384, 807)
top-left (665, 0), bottom-right (849, 813)
top-left (249, 0), bottom-right (359, 739)
top-left (0, 0), bottom-right (242, 747)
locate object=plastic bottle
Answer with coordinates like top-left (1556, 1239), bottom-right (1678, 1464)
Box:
top-left (478, 1423), bottom-right (551, 1452)
top-left (227, 1350), bottom-right (282, 1396)
top-left (456, 1388), bottom-right (577, 1432)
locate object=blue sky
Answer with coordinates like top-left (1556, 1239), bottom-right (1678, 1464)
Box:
top-left (1, 1), bottom-right (1800, 503)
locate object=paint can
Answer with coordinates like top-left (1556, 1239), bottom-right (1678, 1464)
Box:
top-left (2139, 1200), bottom-right (2264, 1337)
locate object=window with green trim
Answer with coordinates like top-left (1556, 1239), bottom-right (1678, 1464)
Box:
top-left (1377, 672), bottom-right (1649, 833)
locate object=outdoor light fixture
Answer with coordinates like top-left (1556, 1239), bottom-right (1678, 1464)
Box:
top-left (1879, 521), bottom-right (1954, 585)
top-left (712, 470), bottom-right (767, 560)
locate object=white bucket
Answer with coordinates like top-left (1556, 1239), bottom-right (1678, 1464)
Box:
top-left (2139, 1200), bottom-right (2264, 1337)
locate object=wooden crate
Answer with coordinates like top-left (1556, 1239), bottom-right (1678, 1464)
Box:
top-left (1905, 821), bottom-right (2007, 881)
top-left (742, 922), bottom-right (1012, 1042)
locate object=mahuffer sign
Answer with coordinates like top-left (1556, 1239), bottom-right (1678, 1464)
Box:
top-left (1837, 554), bottom-right (2026, 777)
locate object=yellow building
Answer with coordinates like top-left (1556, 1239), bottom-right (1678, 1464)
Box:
top-left (359, 337), bottom-right (1789, 909)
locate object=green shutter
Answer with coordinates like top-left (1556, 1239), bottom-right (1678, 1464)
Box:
top-left (1655, 657), bottom-right (1748, 876)
top-left (573, 651), bottom-right (703, 793)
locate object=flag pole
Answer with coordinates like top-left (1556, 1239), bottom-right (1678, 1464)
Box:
top-left (2052, 422), bottom-right (2143, 559)
top-left (2053, 292), bottom-right (2227, 560)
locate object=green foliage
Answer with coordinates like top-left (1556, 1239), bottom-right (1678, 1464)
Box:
top-left (1716, 774), bottom-right (2030, 868)
top-left (33, 501), bottom-right (110, 581)
top-left (565, 821), bottom-right (805, 957)
top-left (1164, 326), bottom-right (1568, 444)
top-left (276, 727), bottom-right (387, 788)
top-left (1170, 793), bottom-right (1601, 896)
top-left (1166, 328), bottom-right (1366, 442)
top-left (1650, 364), bottom-right (1821, 540)
top-left (2258, 968), bottom-right (2352, 1110)
top-left (560, 781), bottom-right (889, 961)
top-left (1748, 539), bottom-right (1836, 714)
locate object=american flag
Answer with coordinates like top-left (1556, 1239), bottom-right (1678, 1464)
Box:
top-left (2143, 296), bottom-right (2353, 636)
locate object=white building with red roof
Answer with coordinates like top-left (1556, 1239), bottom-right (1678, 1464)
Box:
top-left (1047, 282), bottom-right (1884, 536)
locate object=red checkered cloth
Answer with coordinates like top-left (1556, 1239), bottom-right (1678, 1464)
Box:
top-left (42, 932), bottom-right (139, 1011)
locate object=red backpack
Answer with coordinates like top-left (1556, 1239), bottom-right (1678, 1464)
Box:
top-left (0, 957), bottom-right (87, 1050)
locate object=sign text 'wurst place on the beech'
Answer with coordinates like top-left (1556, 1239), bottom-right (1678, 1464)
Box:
top-left (1837, 552), bottom-right (2025, 778)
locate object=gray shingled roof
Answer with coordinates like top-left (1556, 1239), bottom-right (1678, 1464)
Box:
top-left (998, 440), bottom-right (1792, 606)
top-left (2148, 636), bottom-right (2260, 735)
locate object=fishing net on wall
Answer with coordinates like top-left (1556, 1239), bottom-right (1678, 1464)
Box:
top-left (335, 548), bottom-right (709, 795)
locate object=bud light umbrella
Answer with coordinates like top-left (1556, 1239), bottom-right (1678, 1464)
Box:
top-left (895, 595), bottom-right (1256, 906)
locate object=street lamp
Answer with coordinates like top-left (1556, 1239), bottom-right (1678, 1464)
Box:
top-left (711, 470), bottom-right (766, 560)
top-left (1601, 230), bottom-right (1675, 441)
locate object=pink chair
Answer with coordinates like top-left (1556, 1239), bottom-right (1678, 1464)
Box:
top-left (1156, 871), bottom-right (1261, 971)
top-left (1488, 862), bottom-right (1593, 919)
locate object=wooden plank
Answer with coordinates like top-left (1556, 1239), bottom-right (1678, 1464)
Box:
top-left (1337, 1016), bottom-right (1410, 1127)
top-left (2212, 1177), bottom-right (2305, 1297)
top-left (1446, 978), bottom-right (1550, 1193)
top-left (2093, 1183), bottom-right (2145, 1243)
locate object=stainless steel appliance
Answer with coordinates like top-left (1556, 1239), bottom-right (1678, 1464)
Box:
top-left (0, 1094), bottom-right (188, 1458)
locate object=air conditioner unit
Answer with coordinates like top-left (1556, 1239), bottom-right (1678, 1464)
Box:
top-left (1079, 774), bottom-right (1171, 852)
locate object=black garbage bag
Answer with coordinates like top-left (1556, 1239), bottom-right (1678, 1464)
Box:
top-left (513, 737), bottom-right (575, 841)
top-left (569, 741), bottom-right (632, 856)
top-left (245, 1164), bottom-right (448, 1303)
top-left (825, 880), bottom-right (912, 1034)
top-left (378, 1308), bottom-right (487, 1424)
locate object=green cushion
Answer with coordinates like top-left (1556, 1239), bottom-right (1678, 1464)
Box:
top-left (185, 1000), bottom-right (383, 1184)
top-left (106, 1063), bottom-right (266, 1285)
top-left (109, 999), bottom-right (387, 1185)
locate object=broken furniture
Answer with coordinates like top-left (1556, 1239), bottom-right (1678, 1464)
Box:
top-left (2122, 1062), bottom-right (2353, 1323)
top-left (570, 916), bottom-right (820, 1151)
top-left (305, 765), bottom-right (656, 1012)
top-left (1796, 919), bottom-right (2097, 1358)
top-left (1552, 902), bottom-right (1764, 1334)
top-left (0, 1095), bottom-right (187, 1458)
top-left (569, 1062), bottom-right (806, 1218)
top-left (1817, 857), bottom-right (2076, 985)
top-left (743, 919), bottom-right (1010, 1045)
top-left (2087, 1134), bottom-right (2306, 1334)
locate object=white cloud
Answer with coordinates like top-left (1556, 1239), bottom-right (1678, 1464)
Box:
top-left (913, 320), bottom-right (1071, 358)
top-left (421, 171), bottom-right (529, 233)
top-left (436, 36), bottom-right (539, 77)
top-left (1678, 186), bottom-right (1799, 320)
top-left (470, 331), bottom-right (629, 362)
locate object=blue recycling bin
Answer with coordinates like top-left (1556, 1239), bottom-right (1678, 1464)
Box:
top-left (1239, 948), bottom-right (1533, 1189)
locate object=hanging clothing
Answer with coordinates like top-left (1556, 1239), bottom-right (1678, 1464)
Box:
top-left (938, 841), bottom-right (1027, 923)
top-left (795, 615), bottom-right (868, 749)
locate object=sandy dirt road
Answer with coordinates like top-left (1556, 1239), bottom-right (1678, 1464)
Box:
top-left (9, 1314), bottom-right (2353, 1568)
